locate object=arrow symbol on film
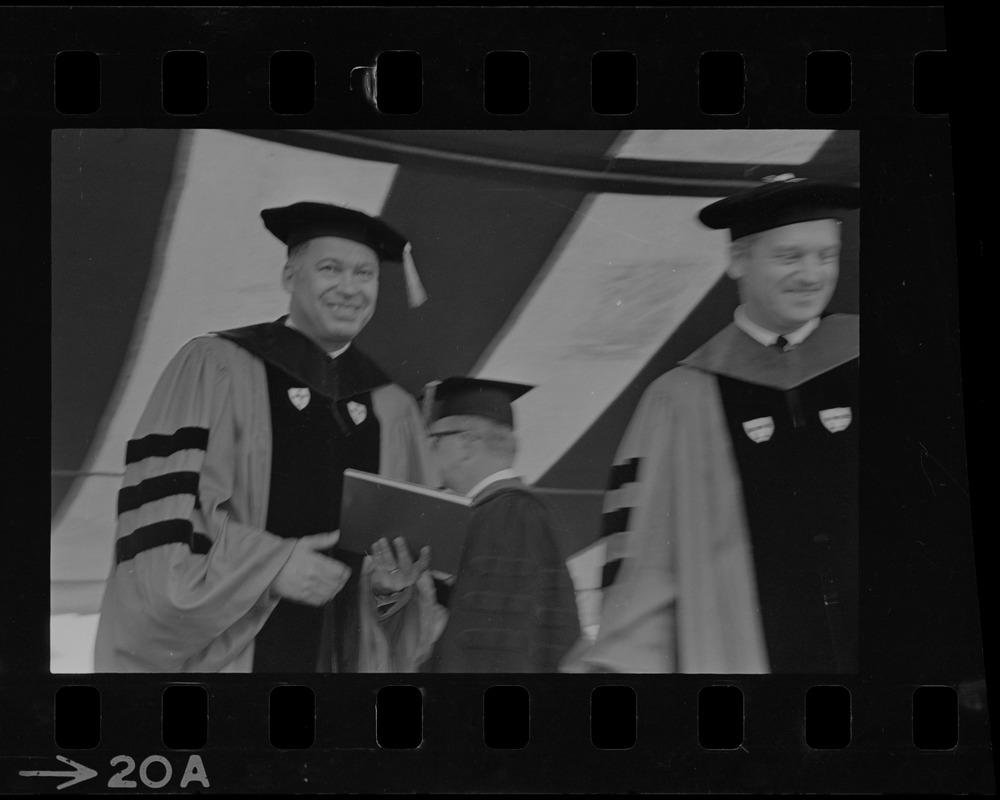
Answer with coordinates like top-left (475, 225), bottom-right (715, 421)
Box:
top-left (19, 755), bottom-right (98, 789)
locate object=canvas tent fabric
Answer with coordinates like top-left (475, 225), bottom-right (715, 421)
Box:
top-left (51, 128), bottom-right (858, 669)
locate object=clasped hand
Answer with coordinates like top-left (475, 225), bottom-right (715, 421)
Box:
top-left (272, 531), bottom-right (352, 606)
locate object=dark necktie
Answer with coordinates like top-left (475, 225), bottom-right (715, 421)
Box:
top-left (774, 335), bottom-right (789, 353)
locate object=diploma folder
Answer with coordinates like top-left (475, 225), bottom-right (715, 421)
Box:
top-left (339, 469), bottom-right (473, 575)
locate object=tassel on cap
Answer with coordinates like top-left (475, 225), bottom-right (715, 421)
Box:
top-left (402, 242), bottom-right (428, 308)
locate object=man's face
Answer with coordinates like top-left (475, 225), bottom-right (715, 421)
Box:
top-left (426, 416), bottom-right (473, 492)
top-left (728, 218), bottom-right (842, 334)
top-left (282, 236), bottom-right (380, 352)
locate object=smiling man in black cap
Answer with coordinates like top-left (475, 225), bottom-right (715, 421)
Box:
top-left (418, 377), bottom-right (581, 673)
top-left (95, 202), bottom-right (437, 673)
top-left (564, 176), bottom-right (860, 675)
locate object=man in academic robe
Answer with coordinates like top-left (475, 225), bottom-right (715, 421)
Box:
top-left (413, 377), bottom-right (581, 673)
top-left (95, 202), bottom-right (439, 673)
top-left (563, 177), bottom-right (860, 674)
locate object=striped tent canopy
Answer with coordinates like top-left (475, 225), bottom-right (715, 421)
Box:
top-left (51, 128), bottom-right (859, 670)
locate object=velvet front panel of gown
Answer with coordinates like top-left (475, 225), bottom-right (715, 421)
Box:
top-left (252, 360), bottom-right (380, 673)
top-left (717, 359), bottom-right (859, 673)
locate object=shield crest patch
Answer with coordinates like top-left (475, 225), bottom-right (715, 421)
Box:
top-left (347, 400), bottom-right (367, 426)
top-left (288, 387), bottom-right (311, 410)
top-left (819, 407), bottom-right (852, 433)
top-left (742, 416), bottom-right (775, 444)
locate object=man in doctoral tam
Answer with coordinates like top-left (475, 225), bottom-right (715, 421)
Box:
top-left (564, 176), bottom-right (860, 674)
top-left (95, 202), bottom-right (437, 672)
top-left (418, 377), bottom-right (581, 672)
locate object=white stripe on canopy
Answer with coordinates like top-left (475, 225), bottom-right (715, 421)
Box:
top-left (613, 129), bottom-right (834, 163)
top-left (474, 191), bottom-right (729, 483)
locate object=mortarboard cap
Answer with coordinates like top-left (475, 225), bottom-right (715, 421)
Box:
top-left (261, 201), bottom-right (427, 307)
top-left (697, 175), bottom-right (859, 241)
top-left (421, 377), bottom-right (534, 428)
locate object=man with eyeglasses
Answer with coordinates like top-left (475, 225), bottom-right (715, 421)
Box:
top-left (96, 202), bottom-right (437, 673)
top-left (416, 377), bottom-right (581, 673)
top-left (564, 177), bottom-right (860, 674)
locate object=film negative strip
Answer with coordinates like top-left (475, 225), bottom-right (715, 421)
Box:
top-left (1, 5), bottom-right (991, 794)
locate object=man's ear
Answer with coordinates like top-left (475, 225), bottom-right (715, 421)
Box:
top-left (726, 257), bottom-right (745, 281)
top-left (280, 260), bottom-right (297, 292)
top-left (456, 436), bottom-right (472, 462)
top-left (457, 432), bottom-right (479, 464)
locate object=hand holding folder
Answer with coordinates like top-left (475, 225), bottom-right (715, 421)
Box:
top-left (339, 469), bottom-right (473, 576)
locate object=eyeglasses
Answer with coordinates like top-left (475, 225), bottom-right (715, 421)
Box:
top-left (427, 429), bottom-right (470, 445)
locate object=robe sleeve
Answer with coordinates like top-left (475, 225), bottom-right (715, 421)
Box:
top-left (430, 492), bottom-right (581, 673)
top-left (94, 338), bottom-right (297, 672)
top-left (373, 383), bottom-right (440, 487)
top-left (560, 378), bottom-right (679, 673)
top-left (561, 368), bottom-right (769, 674)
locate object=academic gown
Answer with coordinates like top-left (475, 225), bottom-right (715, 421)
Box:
top-left (562, 314), bottom-right (859, 674)
top-left (426, 478), bottom-right (582, 673)
top-left (94, 318), bottom-right (439, 673)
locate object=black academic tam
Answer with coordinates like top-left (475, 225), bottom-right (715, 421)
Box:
top-left (422, 377), bottom-right (534, 428)
top-left (261, 201), bottom-right (408, 262)
top-left (698, 178), bottom-right (860, 241)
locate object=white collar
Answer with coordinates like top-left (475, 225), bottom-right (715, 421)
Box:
top-left (284, 317), bottom-right (351, 360)
top-left (734, 305), bottom-right (820, 349)
top-left (466, 469), bottom-right (520, 499)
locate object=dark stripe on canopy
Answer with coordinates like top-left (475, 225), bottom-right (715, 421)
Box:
top-left (356, 133), bottom-right (620, 398)
top-left (52, 129), bottom-right (184, 518)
